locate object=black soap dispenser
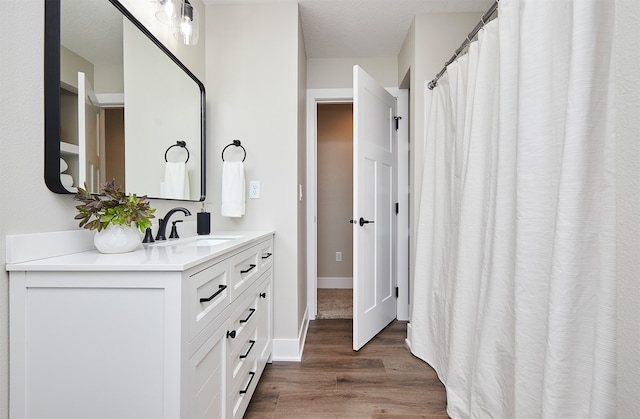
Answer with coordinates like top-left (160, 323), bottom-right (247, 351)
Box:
top-left (197, 203), bottom-right (211, 235)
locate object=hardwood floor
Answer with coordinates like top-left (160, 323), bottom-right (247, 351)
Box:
top-left (244, 319), bottom-right (449, 419)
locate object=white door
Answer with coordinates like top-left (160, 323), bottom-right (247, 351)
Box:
top-left (352, 65), bottom-right (397, 351)
top-left (78, 72), bottom-right (102, 193)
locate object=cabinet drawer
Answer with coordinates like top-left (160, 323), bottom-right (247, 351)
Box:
top-left (258, 240), bottom-right (274, 271)
top-left (227, 358), bottom-right (259, 419)
top-left (188, 261), bottom-right (230, 341)
top-left (226, 290), bottom-right (260, 356)
top-left (228, 244), bottom-right (262, 301)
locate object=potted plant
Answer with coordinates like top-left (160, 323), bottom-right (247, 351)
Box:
top-left (74, 180), bottom-right (156, 253)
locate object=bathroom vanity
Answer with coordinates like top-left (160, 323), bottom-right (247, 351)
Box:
top-left (7, 230), bottom-right (274, 419)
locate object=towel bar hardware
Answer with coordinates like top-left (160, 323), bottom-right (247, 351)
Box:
top-left (239, 308), bottom-right (256, 324)
top-left (239, 340), bottom-right (256, 359)
top-left (261, 253), bottom-right (272, 259)
top-left (199, 285), bottom-right (227, 303)
top-left (226, 330), bottom-right (236, 339)
top-left (239, 372), bottom-right (256, 395)
top-left (240, 264), bottom-right (256, 274)
top-left (221, 139), bottom-right (247, 162)
top-left (165, 140), bottom-right (190, 163)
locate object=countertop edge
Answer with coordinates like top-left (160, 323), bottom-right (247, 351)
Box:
top-left (6, 230), bottom-right (275, 272)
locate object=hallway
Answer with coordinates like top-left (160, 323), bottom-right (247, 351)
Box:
top-left (245, 320), bottom-right (448, 418)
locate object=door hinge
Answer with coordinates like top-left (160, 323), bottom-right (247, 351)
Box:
top-left (393, 116), bottom-right (402, 131)
top-left (395, 287), bottom-right (399, 298)
top-left (395, 202), bottom-right (399, 215)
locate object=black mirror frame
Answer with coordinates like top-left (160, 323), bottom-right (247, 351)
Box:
top-left (44, 0), bottom-right (206, 201)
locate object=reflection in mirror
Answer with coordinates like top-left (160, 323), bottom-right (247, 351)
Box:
top-left (45, 0), bottom-right (205, 201)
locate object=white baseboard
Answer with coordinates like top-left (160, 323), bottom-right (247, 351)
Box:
top-left (405, 322), bottom-right (412, 350)
top-left (317, 277), bottom-right (353, 288)
top-left (272, 307), bottom-right (309, 362)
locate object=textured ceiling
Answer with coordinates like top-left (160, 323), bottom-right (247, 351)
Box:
top-left (205, 0), bottom-right (494, 58)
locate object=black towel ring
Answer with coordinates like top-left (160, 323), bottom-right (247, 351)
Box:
top-left (221, 139), bottom-right (246, 162)
top-left (165, 140), bottom-right (190, 163)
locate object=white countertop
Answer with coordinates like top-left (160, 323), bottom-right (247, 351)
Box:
top-left (6, 230), bottom-right (274, 272)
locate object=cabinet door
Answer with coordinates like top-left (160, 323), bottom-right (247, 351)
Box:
top-left (188, 319), bottom-right (228, 419)
top-left (226, 288), bottom-right (262, 419)
top-left (256, 273), bottom-right (273, 365)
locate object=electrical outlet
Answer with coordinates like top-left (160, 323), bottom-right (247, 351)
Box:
top-left (249, 181), bottom-right (260, 199)
top-left (336, 252), bottom-right (342, 262)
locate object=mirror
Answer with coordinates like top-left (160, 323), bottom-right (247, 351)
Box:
top-left (45, 0), bottom-right (205, 201)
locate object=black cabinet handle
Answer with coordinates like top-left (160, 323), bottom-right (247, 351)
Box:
top-left (226, 330), bottom-right (236, 339)
top-left (199, 284), bottom-right (227, 303)
top-left (239, 340), bottom-right (256, 359)
top-left (239, 371), bottom-right (256, 395)
top-left (240, 264), bottom-right (256, 274)
top-left (260, 292), bottom-right (266, 298)
top-left (261, 253), bottom-right (272, 259)
top-left (239, 308), bottom-right (256, 324)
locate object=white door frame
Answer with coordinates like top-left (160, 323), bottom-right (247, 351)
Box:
top-left (306, 88), bottom-right (409, 321)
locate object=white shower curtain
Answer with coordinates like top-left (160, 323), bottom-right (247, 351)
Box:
top-left (411, 1), bottom-right (616, 418)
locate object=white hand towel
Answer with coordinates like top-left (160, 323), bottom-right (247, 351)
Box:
top-left (221, 161), bottom-right (245, 217)
top-left (60, 173), bottom-right (74, 188)
top-left (60, 158), bottom-right (68, 173)
top-left (161, 162), bottom-right (190, 199)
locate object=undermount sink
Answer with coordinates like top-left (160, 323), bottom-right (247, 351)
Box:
top-left (187, 238), bottom-right (233, 247)
top-left (151, 235), bottom-right (243, 247)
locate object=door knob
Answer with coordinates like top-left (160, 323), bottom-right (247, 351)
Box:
top-left (359, 217), bottom-right (374, 227)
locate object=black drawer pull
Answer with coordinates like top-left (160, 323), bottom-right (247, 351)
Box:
top-left (239, 308), bottom-right (256, 324)
top-left (240, 264), bottom-right (256, 274)
top-left (261, 253), bottom-right (272, 259)
top-left (239, 340), bottom-right (256, 359)
top-left (239, 371), bottom-right (256, 395)
top-left (199, 284), bottom-right (227, 303)
top-left (260, 292), bottom-right (266, 298)
top-left (226, 330), bottom-right (236, 339)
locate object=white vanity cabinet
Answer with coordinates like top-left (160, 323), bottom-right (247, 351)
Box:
top-left (8, 231), bottom-right (274, 419)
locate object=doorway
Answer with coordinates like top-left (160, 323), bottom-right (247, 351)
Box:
top-left (316, 103), bottom-right (354, 319)
top-left (306, 87), bottom-right (409, 323)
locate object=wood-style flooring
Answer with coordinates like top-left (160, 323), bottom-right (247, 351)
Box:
top-left (244, 319), bottom-right (449, 419)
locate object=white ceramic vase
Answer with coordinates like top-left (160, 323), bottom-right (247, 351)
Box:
top-left (94, 224), bottom-right (142, 254)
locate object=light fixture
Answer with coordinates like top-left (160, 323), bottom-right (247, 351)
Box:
top-left (154, 0), bottom-right (199, 45)
top-left (174, 0), bottom-right (199, 46)
top-left (155, 0), bottom-right (180, 27)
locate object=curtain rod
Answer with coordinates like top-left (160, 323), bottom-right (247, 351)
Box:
top-left (427, 0), bottom-right (499, 90)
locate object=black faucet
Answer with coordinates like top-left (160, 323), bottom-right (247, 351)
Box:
top-left (155, 207), bottom-right (192, 241)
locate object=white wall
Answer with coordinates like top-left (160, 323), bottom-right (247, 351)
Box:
top-left (0, 1), bottom-right (207, 415)
top-left (308, 57), bottom-right (397, 89)
top-left (205, 2), bottom-right (306, 355)
top-left (297, 15), bottom-right (308, 331)
top-left (317, 104), bottom-right (353, 280)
